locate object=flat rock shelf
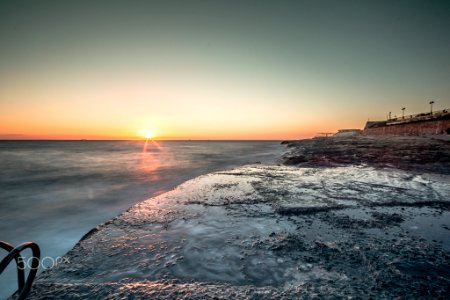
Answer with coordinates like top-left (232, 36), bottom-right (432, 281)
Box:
top-left (26, 165), bottom-right (450, 299)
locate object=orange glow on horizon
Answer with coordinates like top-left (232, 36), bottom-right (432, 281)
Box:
top-left (0, 73), bottom-right (369, 141)
top-left (139, 129), bottom-right (156, 140)
top-left (0, 123), bottom-right (363, 141)
top-left (0, 87), bottom-right (366, 141)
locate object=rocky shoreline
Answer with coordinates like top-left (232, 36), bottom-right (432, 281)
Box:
top-left (26, 136), bottom-right (450, 299)
top-left (282, 135), bottom-right (450, 174)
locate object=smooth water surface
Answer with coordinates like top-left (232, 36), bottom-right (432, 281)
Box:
top-left (0, 140), bottom-right (283, 298)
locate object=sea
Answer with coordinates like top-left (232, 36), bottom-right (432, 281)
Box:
top-left (0, 140), bottom-right (284, 298)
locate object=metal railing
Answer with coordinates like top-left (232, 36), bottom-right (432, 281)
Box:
top-left (0, 241), bottom-right (40, 300)
top-left (387, 108), bottom-right (449, 123)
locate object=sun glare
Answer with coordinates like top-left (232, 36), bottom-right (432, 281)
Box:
top-left (140, 129), bottom-right (155, 140)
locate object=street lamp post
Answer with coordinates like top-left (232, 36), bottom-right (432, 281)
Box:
top-left (429, 101), bottom-right (435, 115)
top-left (401, 107), bottom-right (405, 119)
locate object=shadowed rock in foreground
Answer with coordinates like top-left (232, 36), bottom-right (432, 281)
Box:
top-left (28, 165), bottom-right (450, 299)
top-left (282, 135), bottom-right (450, 174)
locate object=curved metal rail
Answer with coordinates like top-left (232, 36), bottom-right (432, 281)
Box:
top-left (0, 241), bottom-right (40, 300)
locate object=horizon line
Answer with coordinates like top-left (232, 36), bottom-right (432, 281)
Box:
top-left (0, 138), bottom-right (289, 141)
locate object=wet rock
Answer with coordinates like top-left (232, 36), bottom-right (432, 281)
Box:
top-left (371, 212), bottom-right (404, 225)
top-left (26, 165), bottom-right (450, 299)
top-left (269, 234), bottom-right (308, 252)
top-left (283, 155), bottom-right (308, 165)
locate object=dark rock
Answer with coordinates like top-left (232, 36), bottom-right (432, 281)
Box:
top-left (283, 155), bottom-right (308, 165)
top-left (281, 136), bottom-right (450, 174)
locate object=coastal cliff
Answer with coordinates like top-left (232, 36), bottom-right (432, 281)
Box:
top-left (26, 136), bottom-right (450, 299)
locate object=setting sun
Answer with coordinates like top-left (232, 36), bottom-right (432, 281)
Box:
top-left (141, 129), bottom-right (155, 140)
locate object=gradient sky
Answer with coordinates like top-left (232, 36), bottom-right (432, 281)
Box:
top-left (1, 0), bottom-right (449, 140)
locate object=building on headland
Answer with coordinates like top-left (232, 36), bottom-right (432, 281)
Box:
top-left (334, 129), bottom-right (362, 137)
top-left (315, 129), bottom-right (361, 138)
top-left (363, 108), bottom-right (450, 135)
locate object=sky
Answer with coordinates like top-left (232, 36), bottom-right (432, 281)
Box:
top-left (1, 0), bottom-right (449, 140)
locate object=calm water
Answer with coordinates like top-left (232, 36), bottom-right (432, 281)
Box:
top-left (0, 140), bottom-right (283, 297)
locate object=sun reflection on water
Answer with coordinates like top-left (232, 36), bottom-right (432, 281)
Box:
top-left (140, 139), bottom-right (165, 182)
